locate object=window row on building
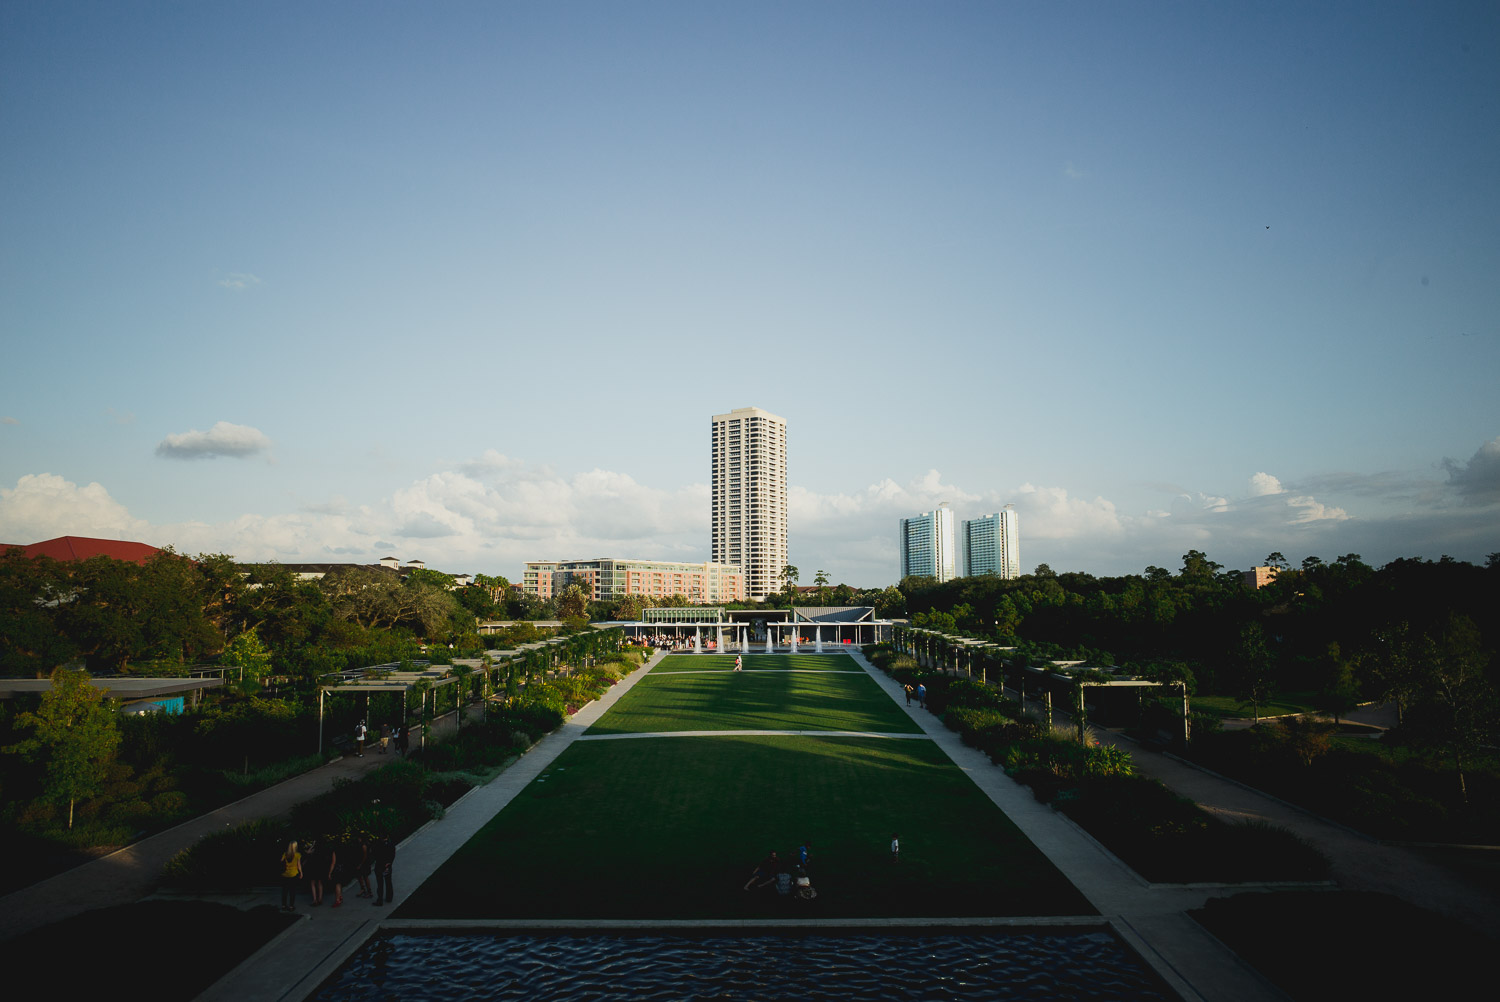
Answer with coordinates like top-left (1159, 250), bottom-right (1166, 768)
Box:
top-left (523, 558), bottom-right (745, 604)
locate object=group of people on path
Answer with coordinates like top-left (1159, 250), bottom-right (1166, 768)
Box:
top-left (278, 834), bottom-right (397, 912)
top-left (354, 720), bottom-right (409, 757)
top-left (903, 683), bottom-right (927, 708)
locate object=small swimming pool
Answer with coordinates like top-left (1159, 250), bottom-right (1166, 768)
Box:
top-left (313, 928), bottom-right (1171, 1000)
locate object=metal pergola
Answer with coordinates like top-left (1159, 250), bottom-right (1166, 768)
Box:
top-left (894, 627), bottom-right (1192, 746)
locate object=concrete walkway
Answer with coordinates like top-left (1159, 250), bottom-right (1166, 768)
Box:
top-left (847, 652), bottom-right (1288, 1002)
top-left (196, 651), bottom-right (669, 1002)
top-left (0, 727), bottom-right (430, 941)
top-left (0, 692), bottom-right (516, 943)
top-left (1088, 727), bottom-right (1500, 939)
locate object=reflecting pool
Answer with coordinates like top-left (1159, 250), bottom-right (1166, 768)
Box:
top-left (314, 928), bottom-right (1171, 1001)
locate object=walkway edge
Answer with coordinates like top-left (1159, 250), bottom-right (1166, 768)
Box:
top-left (196, 651), bottom-right (667, 1002)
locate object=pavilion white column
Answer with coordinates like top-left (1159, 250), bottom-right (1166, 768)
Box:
top-left (716, 626), bottom-right (723, 652)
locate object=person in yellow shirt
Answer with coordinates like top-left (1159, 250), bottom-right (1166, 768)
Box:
top-left (280, 840), bottom-right (303, 912)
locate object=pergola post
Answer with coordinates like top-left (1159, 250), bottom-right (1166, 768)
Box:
top-left (1076, 684), bottom-right (1087, 746)
top-left (1182, 683), bottom-right (1191, 745)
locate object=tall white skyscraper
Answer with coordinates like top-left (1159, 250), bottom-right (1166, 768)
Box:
top-left (962, 507), bottom-right (1021, 579)
top-left (899, 504), bottom-right (956, 582)
top-left (711, 407), bottom-right (787, 601)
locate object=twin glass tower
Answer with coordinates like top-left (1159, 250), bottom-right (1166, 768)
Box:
top-left (900, 504), bottom-right (1020, 582)
top-left (710, 407), bottom-right (787, 601)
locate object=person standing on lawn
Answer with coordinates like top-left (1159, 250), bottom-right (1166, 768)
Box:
top-left (734, 654), bottom-right (743, 671)
top-left (891, 834), bottom-right (900, 862)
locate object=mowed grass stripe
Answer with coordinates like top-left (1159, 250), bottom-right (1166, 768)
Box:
top-left (648, 653), bottom-right (856, 674)
top-left (397, 736), bottom-right (1094, 920)
top-left (587, 668), bottom-right (922, 735)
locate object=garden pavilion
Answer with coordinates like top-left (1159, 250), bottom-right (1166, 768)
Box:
top-left (616, 606), bottom-right (891, 652)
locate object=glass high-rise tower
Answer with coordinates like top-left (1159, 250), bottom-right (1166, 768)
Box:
top-left (961, 507), bottom-right (1021, 579)
top-left (711, 407), bottom-right (787, 601)
top-left (899, 505), bottom-right (956, 582)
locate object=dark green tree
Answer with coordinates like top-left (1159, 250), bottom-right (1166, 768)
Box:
top-left (6, 668), bottom-right (121, 828)
top-left (1229, 622), bottom-right (1275, 722)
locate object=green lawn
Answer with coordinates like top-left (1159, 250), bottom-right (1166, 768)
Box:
top-left (649, 652), bottom-right (866, 673)
top-left (1191, 692), bottom-right (1318, 719)
top-left (397, 735), bottom-right (1093, 919)
top-left (586, 665), bottom-right (922, 735)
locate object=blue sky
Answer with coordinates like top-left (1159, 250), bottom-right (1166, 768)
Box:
top-left (3, 1), bottom-right (1497, 586)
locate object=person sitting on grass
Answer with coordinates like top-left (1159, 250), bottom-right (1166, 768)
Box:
top-left (743, 850), bottom-right (779, 891)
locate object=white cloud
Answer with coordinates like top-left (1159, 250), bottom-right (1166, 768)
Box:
top-left (1063, 161), bottom-right (1087, 179)
top-left (1248, 472), bottom-right (1283, 496)
top-left (1014, 483), bottom-right (1124, 538)
top-left (6, 440), bottom-right (1496, 584)
top-left (217, 272), bottom-right (261, 290)
top-left (1, 416), bottom-right (18, 426)
top-left (156, 421), bottom-right (272, 460)
top-left (1285, 495), bottom-right (1350, 523)
top-left (0, 473), bottom-right (149, 541)
top-left (1442, 436), bottom-right (1500, 504)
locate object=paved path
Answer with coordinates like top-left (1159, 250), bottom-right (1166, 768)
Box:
top-left (1088, 727), bottom-right (1500, 938)
top-left (848, 653), bottom-right (1287, 1002)
top-left (0, 699), bottom-right (483, 942)
top-left (196, 651), bottom-right (670, 1002)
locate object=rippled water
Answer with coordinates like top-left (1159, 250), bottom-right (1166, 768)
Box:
top-left (314, 929), bottom-right (1170, 1001)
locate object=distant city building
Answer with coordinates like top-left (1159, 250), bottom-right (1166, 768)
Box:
top-left (524, 558), bottom-right (745, 604)
top-left (1243, 566), bottom-right (1280, 589)
top-left (962, 507), bottom-right (1021, 579)
top-left (711, 406), bottom-right (787, 601)
top-left (899, 505), bottom-right (956, 582)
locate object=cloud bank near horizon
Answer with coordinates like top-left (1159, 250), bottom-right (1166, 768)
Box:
top-left (3, 438), bottom-right (1496, 585)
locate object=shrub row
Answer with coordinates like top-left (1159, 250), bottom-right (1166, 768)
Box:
top-left (161, 759), bottom-right (464, 893)
top-left (161, 653), bottom-right (634, 893)
top-left (867, 644), bottom-right (1328, 883)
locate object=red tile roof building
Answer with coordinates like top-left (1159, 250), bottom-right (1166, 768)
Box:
top-left (1, 535), bottom-right (164, 566)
